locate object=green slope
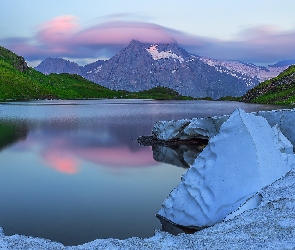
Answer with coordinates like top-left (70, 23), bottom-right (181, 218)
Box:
top-left (0, 59), bottom-right (53, 100)
top-left (242, 65), bottom-right (295, 104)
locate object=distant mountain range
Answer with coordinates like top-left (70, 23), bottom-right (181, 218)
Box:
top-left (35, 40), bottom-right (293, 99)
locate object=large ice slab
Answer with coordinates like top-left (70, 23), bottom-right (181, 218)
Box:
top-left (157, 109), bottom-right (295, 228)
top-left (152, 108), bottom-right (295, 146)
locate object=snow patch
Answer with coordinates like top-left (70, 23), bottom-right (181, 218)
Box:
top-left (94, 65), bottom-right (102, 73)
top-left (200, 57), bottom-right (287, 87)
top-left (146, 45), bottom-right (184, 63)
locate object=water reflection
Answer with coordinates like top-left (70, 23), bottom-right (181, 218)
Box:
top-left (0, 118), bottom-right (156, 175)
top-left (152, 143), bottom-right (207, 169)
top-left (0, 113), bottom-right (186, 245)
top-left (0, 122), bottom-right (28, 150)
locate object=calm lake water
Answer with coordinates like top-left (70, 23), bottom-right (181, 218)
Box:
top-left (0, 99), bottom-right (290, 246)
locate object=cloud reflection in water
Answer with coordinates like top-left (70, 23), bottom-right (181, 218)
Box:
top-left (3, 119), bottom-right (158, 175)
top-left (42, 149), bottom-right (79, 174)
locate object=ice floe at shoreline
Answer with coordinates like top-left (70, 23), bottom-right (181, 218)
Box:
top-left (157, 109), bottom-right (295, 228)
top-left (1, 108), bottom-right (295, 249)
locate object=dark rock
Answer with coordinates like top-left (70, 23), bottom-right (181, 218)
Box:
top-left (137, 135), bottom-right (208, 147)
top-left (15, 56), bottom-right (29, 72)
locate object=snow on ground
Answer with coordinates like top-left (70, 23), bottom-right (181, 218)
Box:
top-left (146, 45), bottom-right (184, 63)
top-left (1, 108), bottom-right (295, 249)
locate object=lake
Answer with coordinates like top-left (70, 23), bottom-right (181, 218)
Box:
top-left (0, 99), bottom-right (290, 246)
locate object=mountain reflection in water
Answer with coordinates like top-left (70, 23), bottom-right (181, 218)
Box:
top-left (0, 122), bottom-right (28, 151)
top-left (1, 118), bottom-right (156, 175)
top-left (152, 143), bottom-right (207, 169)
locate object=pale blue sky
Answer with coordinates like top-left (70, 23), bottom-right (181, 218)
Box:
top-left (1, 0), bottom-right (295, 65)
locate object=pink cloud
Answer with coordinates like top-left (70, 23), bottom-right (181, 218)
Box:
top-left (1, 15), bottom-right (295, 64)
top-left (37, 15), bottom-right (80, 46)
top-left (76, 21), bottom-right (175, 45)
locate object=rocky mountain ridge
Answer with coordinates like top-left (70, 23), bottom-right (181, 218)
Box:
top-left (242, 65), bottom-right (295, 104)
top-left (0, 46), bottom-right (29, 72)
top-left (35, 40), bottom-right (292, 99)
top-left (35, 57), bottom-right (82, 75)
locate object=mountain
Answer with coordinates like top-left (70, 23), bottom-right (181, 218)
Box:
top-left (35, 57), bottom-right (82, 75)
top-left (242, 65), bottom-right (295, 104)
top-left (199, 58), bottom-right (289, 85)
top-left (36, 40), bottom-right (292, 99)
top-left (0, 45), bottom-right (192, 101)
top-left (269, 60), bottom-right (295, 68)
top-left (83, 40), bottom-right (250, 99)
top-left (79, 60), bottom-right (106, 76)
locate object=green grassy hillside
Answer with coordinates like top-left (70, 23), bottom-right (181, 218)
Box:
top-left (0, 46), bottom-right (192, 101)
top-left (242, 65), bottom-right (295, 104)
top-left (0, 59), bottom-right (53, 100)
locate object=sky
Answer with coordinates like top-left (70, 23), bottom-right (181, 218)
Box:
top-left (1, 0), bottom-right (295, 66)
